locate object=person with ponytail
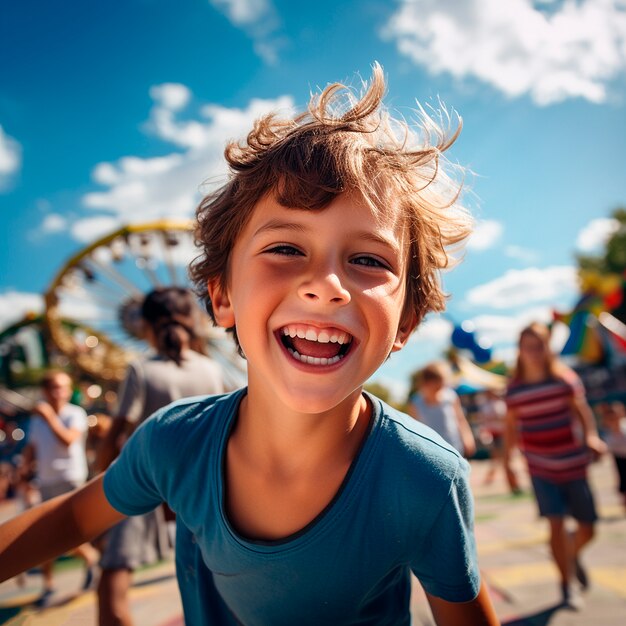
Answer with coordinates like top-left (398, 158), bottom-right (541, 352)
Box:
top-left (504, 322), bottom-right (606, 611)
top-left (96, 287), bottom-right (224, 626)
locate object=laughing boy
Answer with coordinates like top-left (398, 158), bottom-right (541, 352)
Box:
top-left (0, 64), bottom-right (498, 625)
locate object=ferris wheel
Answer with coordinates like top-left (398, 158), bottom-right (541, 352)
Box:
top-left (43, 219), bottom-right (246, 388)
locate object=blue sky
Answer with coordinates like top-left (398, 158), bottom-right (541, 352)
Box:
top-left (1, 0), bottom-right (626, 399)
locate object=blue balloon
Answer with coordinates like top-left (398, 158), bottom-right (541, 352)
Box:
top-left (451, 326), bottom-right (473, 350)
top-left (451, 324), bottom-right (492, 363)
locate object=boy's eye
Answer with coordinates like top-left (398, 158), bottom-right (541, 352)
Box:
top-left (351, 255), bottom-right (390, 269)
top-left (264, 245), bottom-right (303, 256)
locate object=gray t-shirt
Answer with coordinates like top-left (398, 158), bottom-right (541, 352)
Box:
top-left (117, 350), bottom-right (224, 424)
top-left (410, 387), bottom-right (464, 454)
top-left (28, 402), bottom-right (88, 486)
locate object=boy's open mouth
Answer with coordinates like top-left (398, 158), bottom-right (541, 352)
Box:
top-left (278, 324), bottom-right (353, 365)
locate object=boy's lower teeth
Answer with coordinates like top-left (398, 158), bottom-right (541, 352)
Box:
top-left (287, 347), bottom-right (343, 365)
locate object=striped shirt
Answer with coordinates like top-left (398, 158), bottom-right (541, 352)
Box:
top-left (506, 378), bottom-right (589, 483)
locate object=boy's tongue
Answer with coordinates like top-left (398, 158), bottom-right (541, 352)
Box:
top-left (291, 337), bottom-right (343, 359)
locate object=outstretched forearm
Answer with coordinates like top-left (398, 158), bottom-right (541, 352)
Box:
top-left (571, 396), bottom-right (607, 457)
top-left (0, 474), bottom-right (125, 582)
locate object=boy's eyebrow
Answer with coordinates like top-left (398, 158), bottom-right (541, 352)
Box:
top-left (253, 219), bottom-right (307, 236)
top-left (354, 230), bottom-right (402, 254)
top-left (254, 219), bottom-right (401, 253)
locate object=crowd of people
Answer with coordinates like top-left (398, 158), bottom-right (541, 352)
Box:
top-left (407, 322), bottom-right (626, 612)
top-left (3, 315), bottom-right (624, 623)
top-left (0, 287), bottom-right (226, 625)
top-left (0, 63), bottom-right (625, 626)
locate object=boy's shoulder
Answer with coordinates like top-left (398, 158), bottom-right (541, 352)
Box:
top-left (147, 388), bottom-right (244, 431)
top-left (367, 393), bottom-right (465, 475)
top-left (365, 394), bottom-right (472, 542)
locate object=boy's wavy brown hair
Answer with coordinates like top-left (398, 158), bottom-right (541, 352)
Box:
top-left (189, 63), bottom-right (472, 352)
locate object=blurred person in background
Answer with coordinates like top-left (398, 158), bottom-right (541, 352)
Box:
top-left (599, 401), bottom-right (626, 514)
top-left (408, 361), bottom-right (476, 458)
top-left (85, 413), bottom-right (113, 478)
top-left (24, 370), bottom-right (99, 607)
top-left (0, 420), bottom-right (23, 501)
top-left (504, 322), bottom-right (606, 610)
top-left (476, 389), bottom-right (518, 491)
top-left (96, 287), bottom-right (224, 626)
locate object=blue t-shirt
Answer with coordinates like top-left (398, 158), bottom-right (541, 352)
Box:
top-left (103, 389), bottom-right (480, 625)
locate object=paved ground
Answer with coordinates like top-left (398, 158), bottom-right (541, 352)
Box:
top-left (1, 453), bottom-right (625, 625)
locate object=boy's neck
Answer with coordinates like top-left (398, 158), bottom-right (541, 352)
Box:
top-left (224, 385), bottom-right (373, 541)
top-left (232, 385), bottom-right (371, 476)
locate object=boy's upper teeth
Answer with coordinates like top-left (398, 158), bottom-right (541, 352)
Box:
top-left (282, 325), bottom-right (351, 345)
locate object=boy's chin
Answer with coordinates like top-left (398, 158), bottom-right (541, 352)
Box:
top-left (276, 385), bottom-right (364, 416)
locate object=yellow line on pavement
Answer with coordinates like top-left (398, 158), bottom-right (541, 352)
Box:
top-left (3, 578), bottom-right (177, 625)
top-left (478, 531), bottom-right (548, 555)
top-left (484, 561), bottom-right (626, 598)
top-left (590, 567), bottom-right (626, 598)
top-left (485, 562), bottom-right (557, 588)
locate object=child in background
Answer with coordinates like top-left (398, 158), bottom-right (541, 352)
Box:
top-left (476, 389), bottom-right (515, 489)
top-left (408, 361), bottom-right (477, 458)
top-left (600, 401), bottom-right (626, 514)
top-left (0, 64), bottom-right (498, 625)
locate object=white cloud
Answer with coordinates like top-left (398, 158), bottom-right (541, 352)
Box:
top-left (210, 0), bottom-right (270, 25)
top-left (471, 306), bottom-right (552, 346)
top-left (79, 88), bottom-right (294, 238)
top-left (209, 0), bottom-right (282, 64)
top-left (0, 125), bottom-right (22, 191)
top-left (466, 219), bottom-right (503, 251)
top-left (407, 314), bottom-right (453, 346)
top-left (41, 213), bottom-right (68, 234)
top-left (0, 291), bottom-right (44, 331)
top-left (149, 83), bottom-right (191, 111)
top-left (505, 245), bottom-right (540, 264)
top-left (70, 216), bottom-right (122, 243)
top-left (470, 306), bottom-right (570, 364)
top-left (575, 217), bottom-right (620, 252)
top-left (383, 0), bottom-right (626, 105)
top-left (465, 265), bottom-right (579, 309)
top-left (28, 212), bottom-right (69, 240)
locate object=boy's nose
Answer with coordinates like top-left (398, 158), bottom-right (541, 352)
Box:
top-left (297, 272), bottom-right (351, 305)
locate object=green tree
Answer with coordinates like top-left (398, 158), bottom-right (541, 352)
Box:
top-left (576, 207), bottom-right (626, 323)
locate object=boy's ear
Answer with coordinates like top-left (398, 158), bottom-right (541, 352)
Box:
top-left (207, 279), bottom-right (235, 329)
top-left (391, 312), bottom-right (418, 353)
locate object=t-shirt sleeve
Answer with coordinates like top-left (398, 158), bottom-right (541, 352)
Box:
top-left (410, 458), bottom-right (480, 602)
top-left (115, 362), bottom-right (144, 424)
top-left (102, 415), bottom-right (164, 516)
top-left (66, 405), bottom-right (88, 433)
